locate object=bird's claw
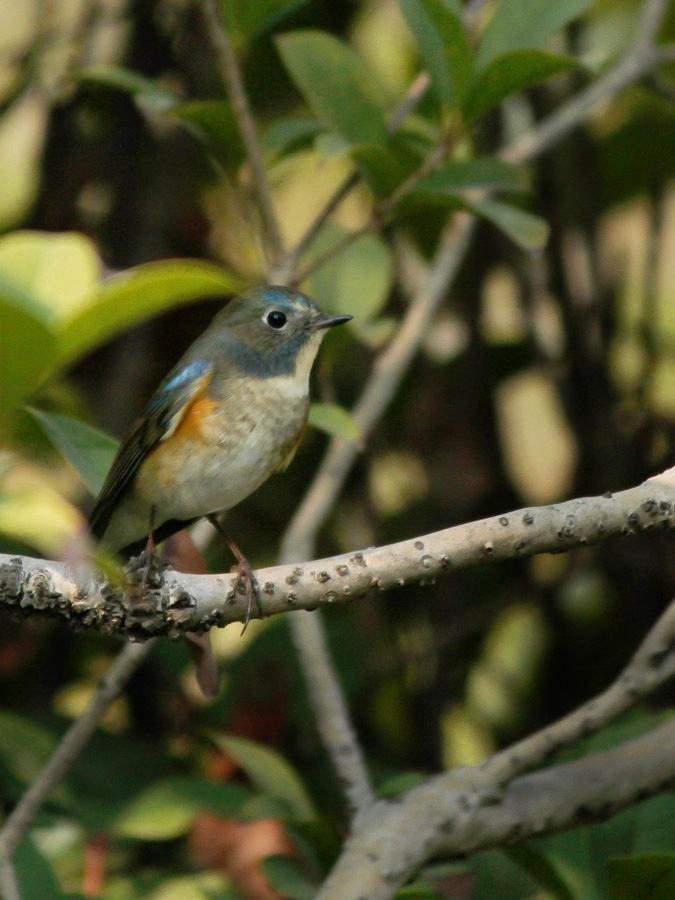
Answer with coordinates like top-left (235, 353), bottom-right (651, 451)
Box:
top-left (230, 559), bottom-right (261, 633)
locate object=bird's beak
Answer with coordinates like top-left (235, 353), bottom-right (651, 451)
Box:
top-left (313, 313), bottom-right (353, 330)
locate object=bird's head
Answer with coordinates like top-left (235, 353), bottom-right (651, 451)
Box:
top-left (211, 286), bottom-right (352, 378)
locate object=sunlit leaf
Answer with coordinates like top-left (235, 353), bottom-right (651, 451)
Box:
top-left (0, 230), bottom-right (101, 325)
top-left (57, 261), bottom-right (241, 366)
top-left (476, 0), bottom-right (593, 68)
top-left (277, 31), bottom-right (389, 147)
top-left (25, 408), bottom-right (119, 496)
top-left (399, 0), bottom-right (472, 108)
top-left (307, 225), bottom-right (394, 322)
top-left (209, 733), bottom-right (316, 821)
top-left (464, 197), bottom-right (550, 250)
top-left (308, 403), bottom-right (361, 442)
top-left (465, 50), bottom-right (579, 122)
top-left (114, 776), bottom-right (250, 840)
top-left (0, 455), bottom-right (85, 556)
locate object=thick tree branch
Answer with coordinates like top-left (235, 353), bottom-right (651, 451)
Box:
top-left (3, 468), bottom-right (675, 635)
top-left (202, 0), bottom-right (284, 262)
top-left (315, 580), bottom-right (675, 899)
top-left (318, 718), bottom-right (675, 900)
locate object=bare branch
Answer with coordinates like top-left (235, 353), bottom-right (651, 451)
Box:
top-left (0, 862), bottom-right (20, 900)
top-left (314, 583), bottom-right (675, 898)
top-left (3, 467), bottom-right (675, 635)
top-left (317, 718), bottom-right (675, 900)
top-left (0, 641), bottom-right (153, 864)
top-left (289, 612), bottom-right (376, 818)
top-left (201, 0), bottom-right (284, 262)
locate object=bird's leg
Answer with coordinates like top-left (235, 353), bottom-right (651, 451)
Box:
top-left (140, 505), bottom-right (159, 591)
top-left (207, 514), bottom-right (261, 631)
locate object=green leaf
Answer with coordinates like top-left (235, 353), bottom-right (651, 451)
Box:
top-left (170, 100), bottom-right (244, 167)
top-left (263, 856), bottom-right (318, 900)
top-left (465, 50), bottom-right (579, 122)
top-left (464, 197), bottom-right (549, 250)
top-left (114, 775), bottom-right (251, 840)
top-left (307, 225), bottom-right (394, 322)
top-left (0, 712), bottom-right (71, 806)
top-left (399, 0), bottom-right (472, 108)
top-left (209, 733), bottom-right (317, 822)
top-left (308, 403), bottom-right (361, 442)
top-left (412, 158), bottom-right (528, 198)
top-left (79, 64), bottom-right (178, 112)
top-left (221, 0), bottom-right (309, 46)
top-left (277, 31), bottom-right (389, 147)
top-left (56, 260), bottom-right (240, 366)
top-left (608, 853), bottom-right (675, 900)
top-left (25, 408), bottom-right (119, 496)
top-left (352, 138), bottom-right (425, 199)
top-left (0, 296), bottom-right (56, 433)
top-left (265, 118), bottom-right (324, 162)
top-left (476, 0), bottom-right (593, 68)
top-left (15, 837), bottom-right (69, 900)
top-left (507, 844), bottom-right (587, 900)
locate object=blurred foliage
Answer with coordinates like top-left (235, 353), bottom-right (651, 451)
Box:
top-left (2, 0), bottom-right (675, 897)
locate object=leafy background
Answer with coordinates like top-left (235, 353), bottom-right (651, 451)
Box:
top-left (2, 0), bottom-right (675, 897)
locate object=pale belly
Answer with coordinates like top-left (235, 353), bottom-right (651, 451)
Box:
top-left (101, 384), bottom-right (308, 552)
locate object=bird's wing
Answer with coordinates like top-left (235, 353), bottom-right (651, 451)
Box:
top-left (89, 360), bottom-right (214, 540)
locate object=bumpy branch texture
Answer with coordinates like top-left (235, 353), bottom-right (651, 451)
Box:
top-left (2, 467), bottom-right (675, 637)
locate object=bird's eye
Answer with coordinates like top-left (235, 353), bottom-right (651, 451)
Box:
top-left (266, 310), bottom-right (287, 329)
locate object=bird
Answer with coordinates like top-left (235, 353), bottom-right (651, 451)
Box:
top-left (89, 285), bottom-right (352, 626)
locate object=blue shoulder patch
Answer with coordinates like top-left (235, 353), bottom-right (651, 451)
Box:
top-left (146, 360), bottom-right (211, 411)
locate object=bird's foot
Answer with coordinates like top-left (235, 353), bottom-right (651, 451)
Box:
top-left (207, 514), bottom-right (261, 632)
top-left (125, 544), bottom-right (164, 600)
top-left (230, 557), bottom-right (261, 633)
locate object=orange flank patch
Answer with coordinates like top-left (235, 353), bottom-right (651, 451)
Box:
top-left (175, 391), bottom-right (218, 440)
top-left (135, 383), bottom-right (217, 495)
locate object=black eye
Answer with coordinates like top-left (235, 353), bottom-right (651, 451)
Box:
top-left (266, 310), bottom-right (287, 329)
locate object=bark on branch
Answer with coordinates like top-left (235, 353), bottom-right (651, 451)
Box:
top-left (2, 467), bottom-right (675, 637)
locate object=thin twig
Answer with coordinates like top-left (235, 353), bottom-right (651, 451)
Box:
top-left (281, 212), bottom-right (475, 561)
top-left (275, 71), bottom-right (433, 285)
top-left (202, 0), bottom-right (284, 262)
top-left (0, 641), bottom-right (153, 862)
top-left (0, 861), bottom-right (20, 900)
top-left (293, 133), bottom-right (455, 285)
top-left (289, 612), bottom-right (376, 818)
top-left (280, 12), bottom-right (673, 565)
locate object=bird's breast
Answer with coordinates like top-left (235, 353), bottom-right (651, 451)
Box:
top-left (133, 375), bottom-right (310, 521)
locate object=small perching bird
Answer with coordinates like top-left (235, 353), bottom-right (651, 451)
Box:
top-left (89, 285), bottom-right (352, 623)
